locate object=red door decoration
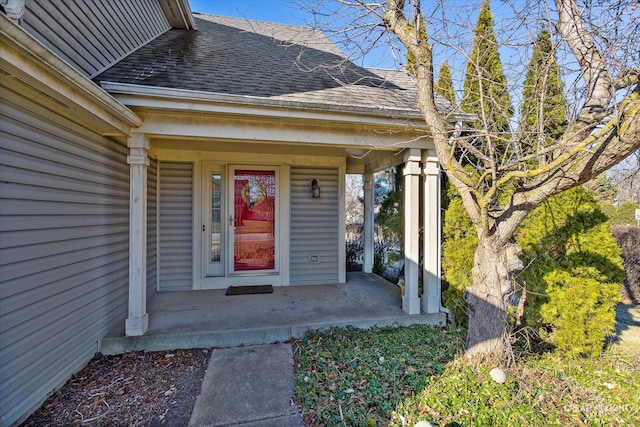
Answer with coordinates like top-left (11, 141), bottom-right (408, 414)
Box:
top-left (233, 170), bottom-right (275, 271)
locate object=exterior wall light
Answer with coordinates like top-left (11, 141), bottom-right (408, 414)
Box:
top-left (311, 179), bottom-right (320, 198)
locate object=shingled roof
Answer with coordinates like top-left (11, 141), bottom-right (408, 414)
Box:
top-left (95, 14), bottom-right (453, 116)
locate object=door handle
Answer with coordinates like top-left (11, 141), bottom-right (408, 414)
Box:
top-left (230, 215), bottom-right (234, 226)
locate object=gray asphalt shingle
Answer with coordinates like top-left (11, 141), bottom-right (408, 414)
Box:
top-left (95, 14), bottom-right (451, 115)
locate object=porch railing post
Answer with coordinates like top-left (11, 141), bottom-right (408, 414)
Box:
top-left (402, 149), bottom-right (421, 314)
top-left (363, 172), bottom-right (374, 274)
top-left (125, 133), bottom-right (149, 336)
top-left (422, 150), bottom-right (441, 313)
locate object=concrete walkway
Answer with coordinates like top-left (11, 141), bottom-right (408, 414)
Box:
top-left (189, 344), bottom-right (301, 427)
top-left (96, 273), bottom-right (443, 425)
top-left (186, 302), bottom-right (640, 427)
top-left (613, 302), bottom-right (640, 354)
top-left (100, 273), bottom-right (445, 355)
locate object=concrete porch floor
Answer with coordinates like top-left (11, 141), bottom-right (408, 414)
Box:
top-left (99, 272), bottom-right (446, 355)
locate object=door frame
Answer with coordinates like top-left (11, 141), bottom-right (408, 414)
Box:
top-left (202, 162), bottom-right (226, 277)
top-left (195, 160), bottom-right (291, 290)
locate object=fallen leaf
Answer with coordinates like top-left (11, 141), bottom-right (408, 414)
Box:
top-left (90, 396), bottom-right (104, 407)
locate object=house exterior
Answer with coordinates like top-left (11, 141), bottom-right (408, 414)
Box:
top-left (0, 1), bottom-right (464, 425)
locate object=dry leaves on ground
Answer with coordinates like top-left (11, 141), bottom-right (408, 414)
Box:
top-left (21, 348), bottom-right (210, 426)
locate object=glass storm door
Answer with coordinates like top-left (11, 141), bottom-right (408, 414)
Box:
top-left (205, 170), bottom-right (225, 276)
top-left (231, 168), bottom-right (276, 273)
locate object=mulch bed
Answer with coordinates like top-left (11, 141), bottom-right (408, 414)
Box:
top-left (20, 348), bottom-right (210, 426)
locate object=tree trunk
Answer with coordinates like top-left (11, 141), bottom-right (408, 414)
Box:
top-left (464, 237), bottom-right (522, 364)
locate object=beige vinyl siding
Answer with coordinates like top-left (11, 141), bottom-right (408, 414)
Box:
top-left (290, 167), bottom-right (339, 285)
top-left (0, 88), bottom-right (130, 426)
top-left (147, 158), bottom-right (158, 297)
top-left (22, 0), bottom-right (170, 78)
top-left (158, 162), bottom-right (193, 291)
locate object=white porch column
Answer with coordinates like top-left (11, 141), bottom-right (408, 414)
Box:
top-left (125, 133), bottom-right (150, 336)
top-left (403, 149), bottom-right (421, 314)
top-left (422, 150), bottom-right (442, 313)
top-left (363, 172), bottom-right (374, 274)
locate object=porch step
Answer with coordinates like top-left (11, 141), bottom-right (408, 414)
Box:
top-left (98, 313), bottom-right (445, 355)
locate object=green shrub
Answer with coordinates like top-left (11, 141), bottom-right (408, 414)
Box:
top-left (442, 196), bottom-right (475, 326)
top-left (601, 201), bottom-right (640, 226)
top-left (540, 269), bottom-right (620, 356)
top-left (376, 168), bottom-right (403, 245)
top-left (442, 186), bottom-right (624, 356)
top-left (372, 251), bottom-right (385, 276)
top-left (374, 167), bottom-right (404, 282)
top-left (599, 201), bottom-right (616, 220)
top-left (518, 187), bottom-right (623, 356)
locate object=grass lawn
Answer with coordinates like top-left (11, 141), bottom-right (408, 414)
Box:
top-left (293, 324), bottom-right (639, 426)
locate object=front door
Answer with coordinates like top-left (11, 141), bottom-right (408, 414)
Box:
top-left (230, 167), bottom-right (278, 273)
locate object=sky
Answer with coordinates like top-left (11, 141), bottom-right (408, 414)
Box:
top-left (185, 1), bottom-right (640, 109)
top-left (184, 1), bottom-right (534, 76)
top-left (184, 0), bottom-right (533, 101)
top-left (188, 1), bottom-right (306, 28)
top-left (185, 1), bottom-right (640, 177)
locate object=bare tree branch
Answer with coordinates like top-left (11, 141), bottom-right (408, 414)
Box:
top-left (308, 0), bottom-right (640, 363)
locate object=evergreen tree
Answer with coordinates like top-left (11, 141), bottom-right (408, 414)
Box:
top-left (461, 0), bottom-right (513, 139)
top-left (450, 26), bottom-right (619, 346)
top-left (518, 187), bottom-right (623, 357)
top-left (586, 172), bottom-right (618, 205)
top-left (443, 185), bottom-right (623, 356)
top-left (520, 30), bottom-right (567, 165)
top-left (376, 167), bottom-right (403, 247)
top-left (435, 61), bottom-right (456, 105)
top-left (357, 0), bottom-right (640, 364)
top-left (601, 200), bottom-right (640, 226)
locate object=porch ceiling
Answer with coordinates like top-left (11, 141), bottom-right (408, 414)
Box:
top-left (149, 136), bottom-right (408, 173)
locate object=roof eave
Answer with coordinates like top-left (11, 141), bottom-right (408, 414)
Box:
top-left (99, 81), bottom-right (469, 125)
top-left (1, 15), bottom-right (142, 134)
top-left (159, 0), bottom-right (196, 30)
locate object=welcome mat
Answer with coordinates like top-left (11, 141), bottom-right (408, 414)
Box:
top-left (225, 285), bottom-right (273, 296)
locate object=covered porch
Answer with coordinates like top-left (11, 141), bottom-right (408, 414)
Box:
top-left (100, 273), bottom-right (446, 355)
